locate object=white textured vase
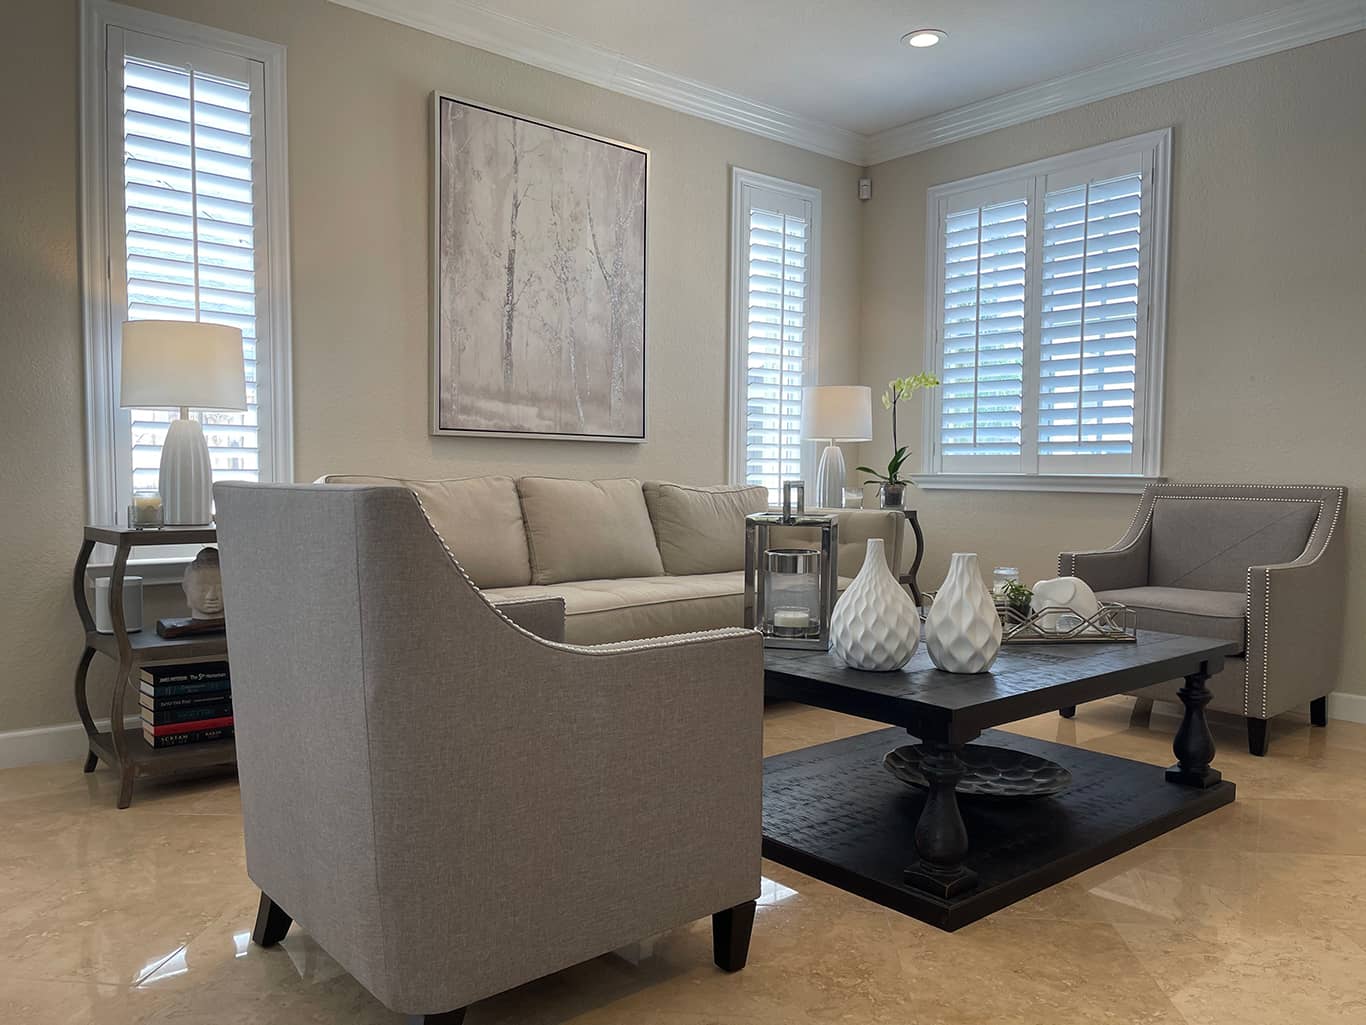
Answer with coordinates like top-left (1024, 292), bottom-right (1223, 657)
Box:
top-left (925, 552), bottom-right (1002, 674)
top-left (830, 538), bottom-right (920, 671)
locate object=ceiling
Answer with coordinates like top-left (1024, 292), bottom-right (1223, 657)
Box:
top-left (473, 0), bottom-right (1292, 135)
top-left (333, 0), bottom-right (1366, 160)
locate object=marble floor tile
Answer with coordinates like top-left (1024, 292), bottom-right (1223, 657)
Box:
top-left (1, 700), bottom-right (1365, 1025)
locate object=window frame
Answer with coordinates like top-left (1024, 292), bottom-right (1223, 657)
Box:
top-left (728, 167), bottom-right (822, 492)
top-left (916, 129), bottom-right (1171, 494)
top-left (79, 0), bottom-right (293, 573)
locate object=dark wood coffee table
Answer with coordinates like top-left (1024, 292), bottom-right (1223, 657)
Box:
top-left (762, 631), bottom-right (1239, 930)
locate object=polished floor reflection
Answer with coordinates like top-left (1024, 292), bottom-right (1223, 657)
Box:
top-left (3, 697), bottom-right (1366, 1024)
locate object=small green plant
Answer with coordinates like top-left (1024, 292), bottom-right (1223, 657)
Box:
top-left (1000, 580), bottom-right (1034, 614)
top-left (857, 372), bottom-right (939, 486)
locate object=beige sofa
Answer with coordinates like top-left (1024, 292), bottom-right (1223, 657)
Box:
top-left (321, 475), bottom-right (905, 644)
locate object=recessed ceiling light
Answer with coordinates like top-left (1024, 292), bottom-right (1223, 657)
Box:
top-left (902, 29), bottom-right (946, 49)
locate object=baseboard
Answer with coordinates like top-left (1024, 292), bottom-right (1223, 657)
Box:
top-left (1327, 691), bottom-right (1366, 724)
top-left (0, 716), bottom-right (141, 771)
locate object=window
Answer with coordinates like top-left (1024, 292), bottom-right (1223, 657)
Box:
top-left (81, 1), bottom-right (292, 537)
top-left (921, 130), bottom-right (1169, 490)
top-left (729, 169), bottom-right (820, 493)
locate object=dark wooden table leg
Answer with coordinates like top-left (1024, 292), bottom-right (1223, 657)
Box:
top-left (1166, 667), bottom-right (1222, 788)
top-left (904, 510), bottom-right (925, 608)
top-left (903, 740), bottom-right (978, 898)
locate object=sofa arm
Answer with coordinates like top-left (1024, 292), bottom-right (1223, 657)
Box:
top-left (1245, 500), bottom-right (1347, 719)
top-left (1058, 546), bottom-right (1149, 592)
top-left (493, 595), bottom-right (566, 642)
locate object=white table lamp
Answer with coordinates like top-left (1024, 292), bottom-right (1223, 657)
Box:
top-left (802, 385), bottom-right (873, 509)
top-left (120, 320), bottom-right (246, 526)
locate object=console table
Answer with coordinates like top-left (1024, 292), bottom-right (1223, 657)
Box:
top-left (899, 509), bottom-right (925, 607)
top-left (73, 525), bottom-right (236, 808)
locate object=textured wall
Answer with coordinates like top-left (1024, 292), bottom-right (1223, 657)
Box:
top-left (0, 0), bottom-right (864, 732)
top-left (858, 32), bottom-right (1366, 697)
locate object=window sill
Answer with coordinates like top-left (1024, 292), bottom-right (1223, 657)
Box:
top-left (86, 554), bottom-right (196, 587)
top-left (909, 473), bottom-right (1165, 495)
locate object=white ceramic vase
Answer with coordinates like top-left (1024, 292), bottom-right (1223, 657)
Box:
top-left (925, 552), bottom-right (1002, 674)
top-left (830, 538), bottom-right (920, 671)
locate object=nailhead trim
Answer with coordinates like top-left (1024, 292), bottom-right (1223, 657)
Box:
top-left (407, 491), bottom-right (755, 655)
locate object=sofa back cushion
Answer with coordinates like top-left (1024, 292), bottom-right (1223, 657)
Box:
top-left (320, 474), bottom-right (531, 588)
top-left (642, 482), bottom-right (769, 575)
top-left (517, 477), bottom-right (666, 584)
top-left (1149, 496), bottom-right (1321, 591)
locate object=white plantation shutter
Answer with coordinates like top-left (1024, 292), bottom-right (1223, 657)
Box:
top-left (83, 13), bottom-right (291, 531)
top-left (731, 172), bottom-right (820, 493)
top-left (120, 48), bottom-right (261, 490)
top-left (1039, 173), bottom-right (1143, 471)
top-left (925, 132), bottom-right (1168, 482)
top-left (940, 196), bottom-right (1028, 472)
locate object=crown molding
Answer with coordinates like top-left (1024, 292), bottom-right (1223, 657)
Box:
top-left (327, 0), bottom-right (866, 163)
top-left (329, 0), bottom-right (1364, 168)
top-left (866, 0), bottom-right (1366, 165)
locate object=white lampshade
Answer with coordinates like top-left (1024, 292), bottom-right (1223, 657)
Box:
top-left (802, 385), bottom-right (872, 442)
top-left (120, 320), bottom-right (247, 411)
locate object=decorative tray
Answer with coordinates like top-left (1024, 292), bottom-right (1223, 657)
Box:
top-left (920, 594), bottom-right (1137, 644)
top-left (882, 743), bottom-right (1073, 800)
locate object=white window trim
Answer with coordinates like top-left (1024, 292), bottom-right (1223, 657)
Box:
top-left (728, 166), bottom-right (822, 490)
top-left (917, 128), bottom-right (1171, 493)
top-left (79, 0), bottom-right (293, 580)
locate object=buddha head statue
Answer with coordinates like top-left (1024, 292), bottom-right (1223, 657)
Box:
top-left (183, 547), bottom-right (224, 620)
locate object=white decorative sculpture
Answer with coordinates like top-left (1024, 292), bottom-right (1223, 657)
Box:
top-left (1030, 576), bottom-right (1101, 632)
top-left (830, 538), bottom-right (920, 671)
top-left (925, 552), bottom-right (1002, 674)
top-left (183, 547), bottom-right (224, 620)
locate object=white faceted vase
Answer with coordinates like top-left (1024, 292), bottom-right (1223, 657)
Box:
top-left (925, 552), bottom-right (1002, 674)
top-left (830, 538), bottom-right (920, 671)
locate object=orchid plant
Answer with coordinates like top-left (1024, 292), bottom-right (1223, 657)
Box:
top-left (856, 372), bottom-right (940, 487)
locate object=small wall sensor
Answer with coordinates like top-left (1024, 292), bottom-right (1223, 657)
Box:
top-left (858, 177), bottom-right (872, 201)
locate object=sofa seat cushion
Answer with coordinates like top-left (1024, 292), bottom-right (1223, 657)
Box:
top-left (517, 477), bottom-right (666, 585)
top-left (320, 474), bottom-right (531, 588)
top-left (642, 482), bottom-right (768, 575)
top-left (1096, 586), bottom-right (1247, 654)
top-left (484, 571), bottom-right (854, 645)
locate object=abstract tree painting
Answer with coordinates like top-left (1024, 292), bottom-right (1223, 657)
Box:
top-left (433, 95), bottom-right (647, 440)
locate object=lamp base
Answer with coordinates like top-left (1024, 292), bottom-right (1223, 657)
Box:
top-left (814, 444), bottom-right (846, 510)
top-left (159, 417), bottom-right (214, 526)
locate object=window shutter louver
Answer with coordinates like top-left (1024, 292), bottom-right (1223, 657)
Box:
top-left (939, 198), bottom-right (1028, 470)
top-left (732, 174), bottom-right (819, 495)
top-left (120, 51), bottom-right (261, 492)
top-left (1038, 173), bottom-right (1142, 468)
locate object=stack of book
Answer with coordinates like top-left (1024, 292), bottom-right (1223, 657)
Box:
top-left (139, 661), bottom-right (234, 749)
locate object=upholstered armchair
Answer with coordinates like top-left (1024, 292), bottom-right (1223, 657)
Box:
top-left (214, 483), bottom-right (764, 1024)
top-left (1059, 483), bottom-right (1347, 756)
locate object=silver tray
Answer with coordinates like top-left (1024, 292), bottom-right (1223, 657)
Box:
top-left (920, 594), bottom-right (1137, 644)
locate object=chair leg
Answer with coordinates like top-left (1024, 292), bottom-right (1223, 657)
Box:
top-left (1059, 706), bottom-right (1077, 719)
top-left (1311, 697), bottom-right (1328, 727)
top-left (252, 893), bottom-right (293, 947)
top-left (712, 899), bottom-right (756, 972)
top-left (1130, 696), bottom-right (1154, 730)
top-left (406, 1010), bottom-right (466, 1025)
top-left (1247, 717), bottom-right (1270, 757)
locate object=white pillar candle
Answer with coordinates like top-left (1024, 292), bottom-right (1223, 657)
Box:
top-left (773, 608), bottom-right (810, 629)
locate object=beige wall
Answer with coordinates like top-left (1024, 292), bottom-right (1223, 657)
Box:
top-left (1, 0), bottom-right (863, 732)
top-left (859, 32), bottom-right (1366, 697)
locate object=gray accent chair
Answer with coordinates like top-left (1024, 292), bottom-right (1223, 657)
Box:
top-left (1059, 483), bottom-right (1347, 756)
top-left (214, 483), bottom-right (764, 1024)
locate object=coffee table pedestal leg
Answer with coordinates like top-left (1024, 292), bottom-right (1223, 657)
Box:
top-left (904, 742), bottom-right (978, 898)
top-left (1166, 669), bottom-right (1223, 788)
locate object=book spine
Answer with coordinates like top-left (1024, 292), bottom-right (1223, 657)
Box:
top-left (140, 701), bottom-right (233, 725)
top-left (138, 661), bottom-right (230, 685)
top-left (145, 715), bottom-right (234, 738)
top-left (139, 690), bottom-right (233, 711)
top-left (142, 725), bottom-right (235, 748)
top-left (139, 679), bottom-right (231, 698)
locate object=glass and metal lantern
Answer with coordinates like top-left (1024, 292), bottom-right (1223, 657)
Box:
top-left (745, 481), bottom-right (839, 649)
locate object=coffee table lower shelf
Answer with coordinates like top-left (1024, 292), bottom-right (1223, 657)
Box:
top-left (762, 727), bottom-right (1234, 932)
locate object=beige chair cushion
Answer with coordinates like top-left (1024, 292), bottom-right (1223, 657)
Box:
top-left (319, 474), bottom-right (531, 588)
top-left (642, 482), bottom-right (768, 575)
top-left (517, 477), bottom-right (665, 585)
top-left (484, 571), bottom-right (854, 645)
top-left (1096, 586), bottom-right (1247, 654)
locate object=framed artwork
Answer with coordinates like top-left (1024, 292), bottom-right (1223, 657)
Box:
top-left (431, 93), bottom-right (648, 441)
